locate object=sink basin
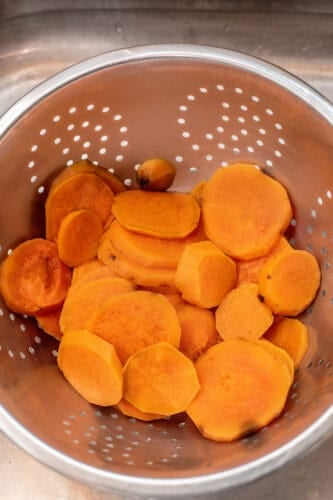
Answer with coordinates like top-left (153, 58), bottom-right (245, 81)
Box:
top-left (0, 2), bottom-right (332, 499)
top-left (0, 0), bottom-right (332, 115)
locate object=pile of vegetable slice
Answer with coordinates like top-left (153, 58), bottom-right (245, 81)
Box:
top-left (0, 159), bottom-right (321, 442)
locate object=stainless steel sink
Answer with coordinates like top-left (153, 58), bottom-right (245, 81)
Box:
top-left (0, 1), bottom-right (332, 499)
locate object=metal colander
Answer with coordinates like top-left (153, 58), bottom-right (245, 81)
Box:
top-left (0, 44), bottom-right (332, 498)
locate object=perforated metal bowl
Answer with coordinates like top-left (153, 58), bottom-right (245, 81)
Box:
top-left (0, 44), bottom-right (333, 498)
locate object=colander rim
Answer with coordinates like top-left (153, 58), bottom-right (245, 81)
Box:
top-left (0, 43), bottom-right (333, 497)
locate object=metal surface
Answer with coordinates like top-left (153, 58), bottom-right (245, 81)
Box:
top-left (0, 2), bottom-right (333, 499)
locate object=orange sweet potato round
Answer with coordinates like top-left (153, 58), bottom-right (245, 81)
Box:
top-left (45, 173), bottom-right (114, 241)
top-left (123, 341), bottom-right (200, 415)
top-left (202, 163), bottom-right (292, 260)
top-left (0, 238), bottom-right (71, 314)
top-left (186, 339), bottom-right (292, 441)
top-left (89, 290), bottom-right (181, 363)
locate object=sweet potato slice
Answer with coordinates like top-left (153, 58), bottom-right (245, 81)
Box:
top-left (256, 338), bottom-right (294, 378)
top-left (264, 317), bottom-right (309, 368)
top-left (106, 218), bottom-right (206, 269)
top-left (202, 163), bottom-right (292, 260)
top-left (116, 399), bottom-right (164, 422)
top-left (60, 277), bottom-right (135, 333)
top-left (71, 259), bottom-right (118, 288)
top-left (98, 237), bottom-right (176, 288)
top-left (51, 160), bottom-right (126, 194)
top-left (237, 237), bottom-right (292, 286)
top-left (35, 308), bottom-right (63, 341)
top-left (177, 303), bottom-right (219, 361)
top-left (89, 291), bottom-right (181, 363)
top-left (57, 209), bottom-right (104, 267)
top-left (215, 283), bottom-right (273, 341)
top-left (123, 341), bottom-right (200, 415)
top-left (112, 190), bottom-right (200, 239)
top-left (57, 329), bottom-right (123, 406)
top-left (45, 173), bottom-right (114, 241)
top-left (175, 240), bottom-right (237, 308)
top-left (186, 339), bottom-right (292, 441)
top-left (0, 238), bottom-right (71, 314)
top-left (190, 180), bottom-right (207, 205)
top-left (258, 249), bottom-right (321, 316)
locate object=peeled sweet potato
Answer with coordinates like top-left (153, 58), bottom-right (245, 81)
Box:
top-left (186, 339), bottom-right (292, 442)
top-left (0, 238), bottom-right (71, 314)
top-left (45, 173), bottom-right (114, 241)
top-left (112, 190), bottom-right (200, 239)
top-left (89, 290), bottom-right (181, 363)
top-left (264, 317), bottom-right (309, 368)
top-left (175, 240), bottom-right (237, 308)
top-left (58, 329), bottom-right (123, 406)
top-left (202, 163), bottom-right (292, 260)
top-left (60, 277), bottom-right (135, 333)
top-left (51, 160), bottom-right (126, 195)
top-left (57, 209), bottom-right (104, 267)
top-left (106, 218), bottom-right (206, 269)
top-left (215, 283), bottom-right (273, 341)
top-left (258, 249), bottom-right (321, 315)
top-left (97, 236), bottom-right (176, 288)
top-left (123, 341), bottom-right (200, 415)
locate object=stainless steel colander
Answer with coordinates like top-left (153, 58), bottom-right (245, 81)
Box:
top-left (0, 44), bottom-right (332, 498)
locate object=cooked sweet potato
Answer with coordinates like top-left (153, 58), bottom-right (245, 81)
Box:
top-left (190, 180), bottom-right (207, 205)
top-left (35, 308), bottom-right (63, 341)
top-left (256, 338), bottom-right (294, 378)
top-left (237, 237), bottom-right (292, 286)
top-left (71, 259), bottom-right (118, 288)
top-left (202, 163), bottom-right (292, 260)
top-left (175, 240), bottom-right (237, 308)
top-left (116, 399), bottom-right (164, 421)
top-left (136, 158), bottom-right (176, 191)
top-left (215, 283), bottom-right (273, 341)
top-left (60, 277), bottom-right (135, 333)
top-left (58, 329), bottom-right (123, 406)
top-left (264, 317), bottom-right (309, 368)
top-left (0, 238), bottom-right (71, 314)
top-left (112, 190), bottom-right (200, 239)
top-left (57, 209), bottom-right (104, 267)
top-left (186, 339), bottom-right (292, 441)
top-left (258, 249), bottom-right (321, 315)
top-left (45, 173), bottom-right (114, 241)
top-left (89, 291), bottom-right (181, 363)
top-left (177, 303), bottom-right (219, 361)
top-left (106, 218), bottom-right (206, 269)
top-left (97, 237), bottom-right (176, 288)
top-left (123, 341), bottom-right (200, 415)
top-left (51, 160), bottom-right (126, 194)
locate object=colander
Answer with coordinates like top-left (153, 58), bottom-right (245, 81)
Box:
top-left (0, 44), bottom-right (332, 498)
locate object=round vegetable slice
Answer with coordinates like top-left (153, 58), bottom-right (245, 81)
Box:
top-left (264, 317), bottom-right (309, 368)
top-left (186, 339), bottom-right (292, 442)
top-left (112, 190), bottom-right (200, 239)
top-left (45, 172), bottom-right (114, 241)
top-left (57, 209), bottom-right (104, 267)
top-left (0, 238), bottom-right (71, 314)
top-left (123, 341), bottom-right (200, 415)
top-left (89, 290), bottom-right (181, 363)
top-left (175, 240), bottom-right (237, 308)
top-left (202, 163), bottom-right (292, 260)
top-left (58, 329), bottom-right (123, 406)
top-left (215, 283), bottom-right (273, 341)
top-left (258, 249), bottom-right (321, 315)
top-left (136, 157), bottom-right (176, 191)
